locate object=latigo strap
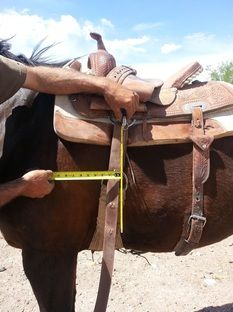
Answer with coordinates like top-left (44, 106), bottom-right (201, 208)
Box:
top-left (94, 121), bottom-right (128, 312)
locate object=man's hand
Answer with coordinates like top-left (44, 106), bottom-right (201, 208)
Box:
top-left (103, 80), bottom-right (139, 120)
top-left (24, 64), bottom-right (139, 120)
top-left (21, 170), bottom-right (54, 198)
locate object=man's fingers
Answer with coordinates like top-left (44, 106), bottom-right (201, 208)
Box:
top-left (126, 92), bottom-right (138, 119)
top-left (46, 170), bottom-right (55, 185)
top-left (46, 170), bottom-right (53, 178)
top-left (113, 108), bottom-right (122, 121)
top-left (125, 105), bottom-right (135, 120)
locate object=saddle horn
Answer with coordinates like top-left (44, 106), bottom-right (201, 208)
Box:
top-left (88, 32), bottom-right (116, 77)
top-left (90, 32), bottom-right (107, 51)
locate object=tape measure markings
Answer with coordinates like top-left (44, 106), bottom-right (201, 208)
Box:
top-left (52, 170), bottom-right (121, 181)
top-left (51, 121), bottom-right (126, 232)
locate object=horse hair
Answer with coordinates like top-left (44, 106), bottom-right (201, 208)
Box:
top-left (0, 37), bottom-right (70, 67)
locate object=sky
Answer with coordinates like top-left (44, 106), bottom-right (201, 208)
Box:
top-left (0, 0), bottom-right (233, 79)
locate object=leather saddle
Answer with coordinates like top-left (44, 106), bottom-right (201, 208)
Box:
top-left (54, 33), bottom-right (233, 147)
top-left (54, 33), bottom-right (233, 258)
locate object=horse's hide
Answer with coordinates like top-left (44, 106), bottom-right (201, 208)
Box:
top-left (0, 89), bottom-right (37, 158)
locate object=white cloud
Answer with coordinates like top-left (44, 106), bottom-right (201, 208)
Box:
top-left (133, 60), bottom-right (207, 81)
top-left (161, 43), bottom-right (182, 54)
top-left (105, 36), bottom-right (150, 62)
top-left (1, 9), bottom-right (232, 81)
top-left (0, 10), bottom-right (85, 58)
top-left (0, 9), bottom-right (150, 64)
top-left (132, 22), bottom-right (162, 32)
top-left (134, 62), bottom-right (181, 80)
top-left (0, 9), bottom-right (117, 60)
top-left (185, 32), bottom-right (215, 42)
top-left (134, 48), bottom-right (233, 81)
top-left (100, 18), bottom-right (114, 28)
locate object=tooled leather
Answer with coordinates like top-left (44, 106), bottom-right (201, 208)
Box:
top-left (88, 50), bottom-right (116, 77)
top-left (147, 80), bottom-right (233, 118)
top-left (69, 80), bottom-right (233, 120)
top-left (107, 65), bottom-right (137, 84)
top-left (107, 65), bottom-right (165, 103)
top-left (174, 107), bottom-right (213, 256)
top-left (191, 137), bottom-right (213, 184)
top-left (191, 135), bottom-right (214, 151)
top-left (87, 31), bottom-right (116, 77)
top-left (163, 61), bottom-right (203, 89)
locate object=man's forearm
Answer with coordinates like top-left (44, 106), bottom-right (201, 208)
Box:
top-left (0, 178), bottom-right (26, 208)
top-left (23, 66), bottom-right (109, 96)
top-left (22, 64), bottom-right (138, 120)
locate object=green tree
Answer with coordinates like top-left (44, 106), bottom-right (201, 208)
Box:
top-left (207, 61), bottom-right (233, 84)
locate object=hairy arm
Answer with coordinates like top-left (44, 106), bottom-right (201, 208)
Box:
top-left (24, 66), bottom-right (109, 94)
top-left (23, 66), bottom-right (138, 119)
top-left (0, 178), bottom-right (27, 208)
top-left (0, 170), bottom-right (54, 208)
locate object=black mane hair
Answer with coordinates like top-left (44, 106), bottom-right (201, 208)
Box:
top-left (0, 37), bottom-right (70, 67)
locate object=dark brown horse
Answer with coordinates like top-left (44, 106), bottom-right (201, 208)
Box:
top-left (1, 41), bottom-right (233, 312)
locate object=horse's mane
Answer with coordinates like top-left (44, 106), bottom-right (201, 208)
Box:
top-left (0, 37), bottom-right (70, 67)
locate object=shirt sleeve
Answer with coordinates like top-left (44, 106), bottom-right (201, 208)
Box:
top-left (0, 55), bottom-right (27, 104)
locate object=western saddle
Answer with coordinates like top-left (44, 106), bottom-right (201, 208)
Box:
top-left (54, 32), bottom-right (233, 254)
top-left (54, 32), bottom-right (233, 312)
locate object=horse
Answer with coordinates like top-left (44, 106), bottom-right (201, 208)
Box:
top-left (1, 37), bottom-right (233, 312)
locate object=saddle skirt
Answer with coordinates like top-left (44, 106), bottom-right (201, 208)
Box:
top-left (54, 80), bottom-right (233, 146)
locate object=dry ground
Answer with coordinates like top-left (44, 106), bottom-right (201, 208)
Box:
top-left (1, 234), bottom-right (233, 312)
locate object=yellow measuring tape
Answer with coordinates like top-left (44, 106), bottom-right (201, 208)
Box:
top-left (52, 170), bottom-right (121, 180)
top-left (119, 121), bottom-right (125, 233)
top-left (51, 121), bottom-right (126, 232)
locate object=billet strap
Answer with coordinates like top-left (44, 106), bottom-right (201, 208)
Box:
top-left (94, 123), bottom-right (128, 312)
top-left (174, 107), bottom-right (214, 256)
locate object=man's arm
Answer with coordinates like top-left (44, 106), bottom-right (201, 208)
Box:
top-left (23, 66), bottom-right (138, 120)
top-left (0, 170), bottom-right (54, 208)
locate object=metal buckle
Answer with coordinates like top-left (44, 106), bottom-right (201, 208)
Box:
top-left (110, 115), bottom-right (136, 129)
top-left (188, 214), bottom-right (207, 227)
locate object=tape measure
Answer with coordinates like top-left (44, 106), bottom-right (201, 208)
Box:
top-left (51, 170), bottom-right (121, 181)
top-left (51, 119), bottom-right (126, 232)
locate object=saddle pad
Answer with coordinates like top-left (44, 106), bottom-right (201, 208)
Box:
top-left (54, 93), bottom-right (233, 146)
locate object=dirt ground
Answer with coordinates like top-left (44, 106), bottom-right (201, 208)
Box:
top-left (1, 234), bottom-right (233, 312)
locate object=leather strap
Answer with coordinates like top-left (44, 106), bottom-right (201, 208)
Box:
top-left (107, 65), bottom-right (137, 84)
top-left (94, 65), bottom-right (130, 311)
top-left (174, 107), bottom-right (214, 256)
top-left (94, 123), bottom-right (127, 311)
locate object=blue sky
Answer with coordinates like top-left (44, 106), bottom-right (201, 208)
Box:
top-left (0, 0), bottom-right (233, 78)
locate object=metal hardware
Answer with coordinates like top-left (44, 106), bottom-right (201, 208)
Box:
top-left (188, 214), bottom-right (207, 226)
